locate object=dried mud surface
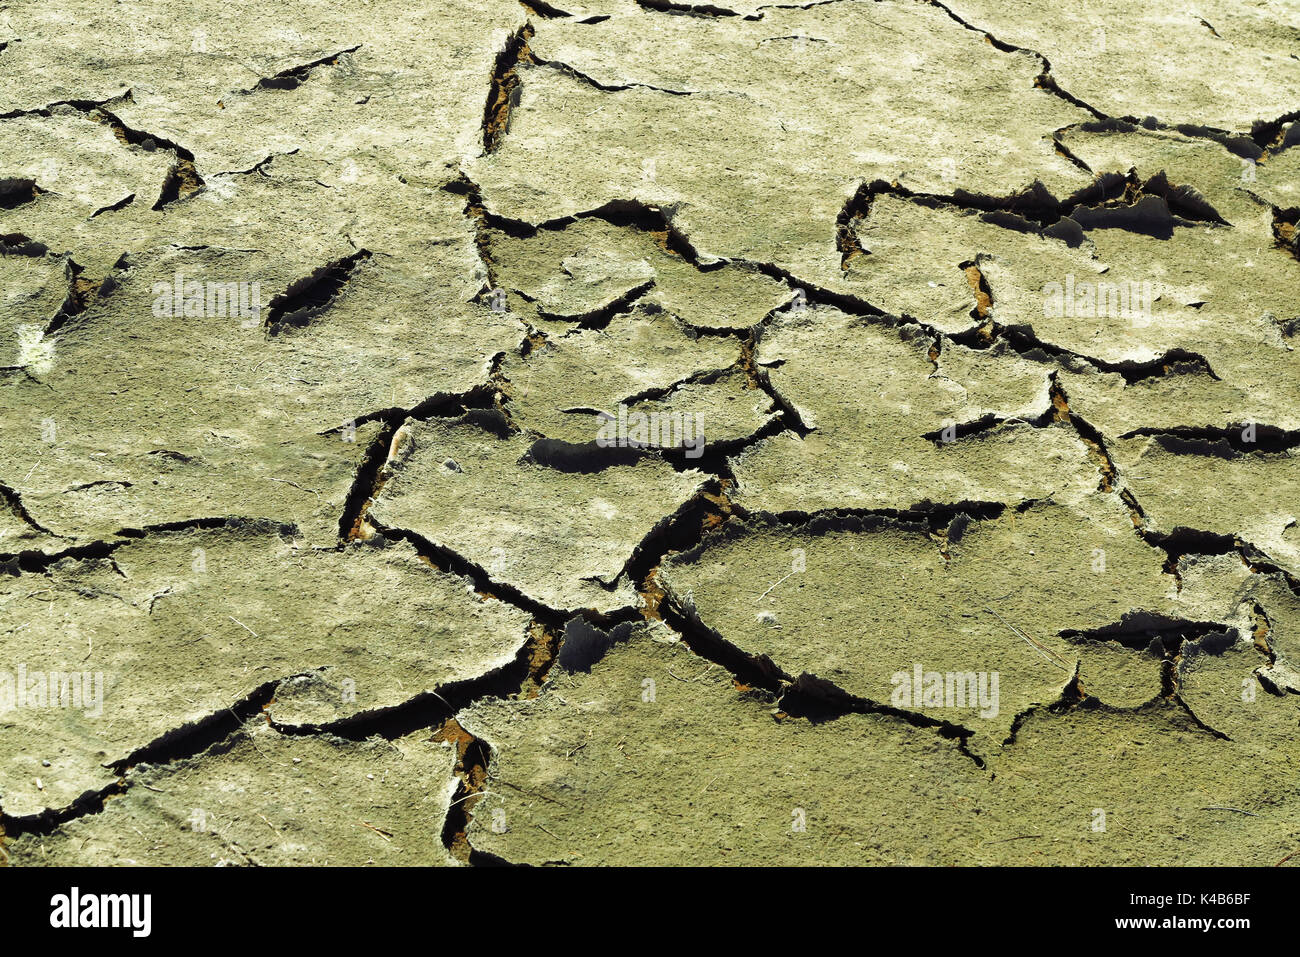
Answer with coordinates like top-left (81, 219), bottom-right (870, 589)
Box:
top-left (1, 0), bottom-right (1299, 866)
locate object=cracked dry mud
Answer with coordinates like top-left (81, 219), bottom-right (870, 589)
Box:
top-left (0, 0), bottom-right (1298, 868)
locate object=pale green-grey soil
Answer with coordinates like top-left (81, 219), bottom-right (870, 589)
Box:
top-left (1, 0), bottom-right (1298, 866)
